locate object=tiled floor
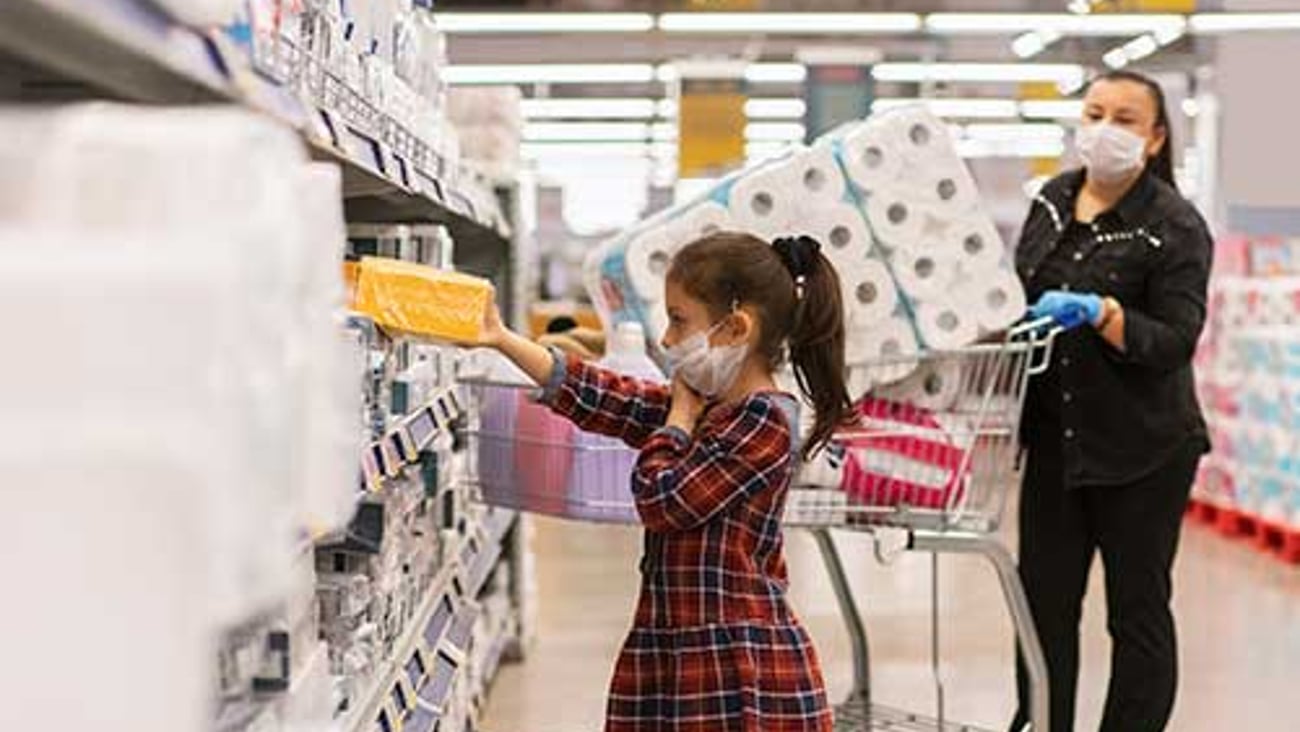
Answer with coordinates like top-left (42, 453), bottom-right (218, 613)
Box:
top-left (481, 509), bottom-right (1300, 732)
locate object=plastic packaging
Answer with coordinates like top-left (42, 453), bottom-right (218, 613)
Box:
top-left (352, 257), bottom-right (492, 343)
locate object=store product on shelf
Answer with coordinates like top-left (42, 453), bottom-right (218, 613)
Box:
top-left (353, 257), bottom-right (493, 344)
top-left (1193, 270), bottom-right (1300, 562)
top-left (447, 86), bottom-right (523, 180)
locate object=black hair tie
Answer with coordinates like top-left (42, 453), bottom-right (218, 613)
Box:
top-left (773, 235), bottom-right (822, 299)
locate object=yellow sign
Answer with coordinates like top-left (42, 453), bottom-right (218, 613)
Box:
top-left (1086, 0), bottom-right (1196, 11)
top-left (1021, 82), bottom-right (1064, 178)
top-left (677, 76), bottom-right (747, 179)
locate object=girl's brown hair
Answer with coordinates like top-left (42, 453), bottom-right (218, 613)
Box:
top-left (667, 232), bottom-right (853, 460)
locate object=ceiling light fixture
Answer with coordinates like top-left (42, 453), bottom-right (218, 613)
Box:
top-left (443, 64), bottom-right (657, 85)
top-left (925, 13), bottom-right (1186, 37)
top-left (873, 62), bottom-right (1086, 86)
top-left (1189, 13), bottom-right (1300, 33)
top-left (436, 13), bottom-right (654, 34)
top-left (1012, 29), bottom-right (1065, 59)
top-left (657, 12), bottom-right (922, 34)
top-left (1020, 100), bottom-right (1085, 120)
top-left (872, 98), bottom-right (1021, 119)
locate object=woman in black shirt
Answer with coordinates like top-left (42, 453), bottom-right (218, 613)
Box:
top-left (1010, 71), bottom-right (1213, 732)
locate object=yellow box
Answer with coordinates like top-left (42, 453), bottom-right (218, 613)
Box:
top-left (353, 257), bottom-right (490, 343)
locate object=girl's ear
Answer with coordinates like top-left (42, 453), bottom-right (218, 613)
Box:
top-left (721, 308), bottom-right (758, 347)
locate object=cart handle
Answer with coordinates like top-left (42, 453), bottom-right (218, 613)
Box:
top-left (1007, 316), bottom-right (1061, 377)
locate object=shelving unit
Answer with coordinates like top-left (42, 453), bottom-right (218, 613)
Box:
top-left (0, 4), bottom-right (528, 731)
top-left (0, 0), bottom-right (509, 248)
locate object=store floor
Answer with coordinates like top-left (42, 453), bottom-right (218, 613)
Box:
top-left (482, 508), bottom-right (1300, 732)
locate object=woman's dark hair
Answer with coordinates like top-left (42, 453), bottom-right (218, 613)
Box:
top-left (1089, 69), bottom-right (1176, 187)
top-left (667, 232), bottom-right (853, 460)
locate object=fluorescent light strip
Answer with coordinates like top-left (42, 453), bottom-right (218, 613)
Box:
top-left (521, 122), bottom-right (804, 143)
top-left (657, 12), bottom-right (922, 34)
top-left (744, 98), bottom-right (807, 119)
top-left (925, 13), bottom-right (1186, 36)
top-left (1012, 29), bottom-right (1063, 59)
top-left (445, 63), bottom-right (807, 86)
top-left (436, 13), bottom-right (654, 33)
top-left (961, 123), bottom-right (1066, 142)
top-left (523, 122), bottom-right (650, 142)
top-left (520, 98), bottom-right (659, 119)
top-left (443, 64), bottom-right (656, 85)
top-left (956, 138), bottom-right (1066, 159)
top-left (521, 142), bottom-right (676, 159)
top-left (873, 62), bottom-right (1085, 85)
top-left (654, 63), bottom-right (806, 84)
top-left (872, 98), bottom-right (1020, 119)
top-left (1189, 13), bottom-right (1300, 33)
top-left (519, 97), bottom-right (804, 120)
top-left (1020, 100), bottom-right (1084, 120)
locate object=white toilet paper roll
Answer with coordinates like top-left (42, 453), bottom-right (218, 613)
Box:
top-left (791, 145), bottom-right (848, 205)
top-left (847, 316), bottom-right (921, 385)
top-left (669, 203), bottom-right (733, 246)
top-left (624, 229), bottom-right (677, 301)
top-left (729, 167), bottom-right (800, 238)
top-left (915, 298), bottom-right (980, 350)
top-left (839, 258), bottom-right (899, 329)
top-left (878, 359), bottom-right (963, 412)
top-left (794, 202), bottom-right (875, 267)
top-left (891, 242), bottom-right (957, 302)
top-left (840, 122), bottom-right (904, 192)
top-left (946, 215), bottom-right (1005, 273)
top-left (644, 299), bottom-right (670, 343)
top-left (865, 190), bottom-right (928, 250)
top-left (962, 269), bottom-right (1028, 333)
top-left (888, 107), bottom-right (951, 158)
top-left (906, 168), bottom-right (981, 216)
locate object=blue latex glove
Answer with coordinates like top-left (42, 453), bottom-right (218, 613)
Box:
top-left (1028, 290), bottom-right (1104, 331)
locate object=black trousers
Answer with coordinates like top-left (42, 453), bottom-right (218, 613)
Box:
top-left (1009, 439), bottom-right (1201, 732)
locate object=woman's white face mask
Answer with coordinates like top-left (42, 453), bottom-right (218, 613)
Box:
top-left (1075, 122), bottom-right (1147, 184)
top-left (661, 319), bottom-right (748, 398)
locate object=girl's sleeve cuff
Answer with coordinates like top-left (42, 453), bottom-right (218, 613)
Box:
top-left (536, 345), bottom-right (569, 404)
top-left (651, 425), bottom-right (691, 447)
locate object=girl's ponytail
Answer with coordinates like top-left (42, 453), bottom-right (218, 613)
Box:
top-left (772, 236), bottom-right (854, 460)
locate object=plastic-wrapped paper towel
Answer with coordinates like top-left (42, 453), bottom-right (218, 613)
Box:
top-left (846, 316), bottom-right (920, 397)
top-left (0, 104), bottom-right (342, 630)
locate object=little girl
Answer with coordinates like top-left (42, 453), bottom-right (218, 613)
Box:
top-left (478, 232), bottom-right (853, 731)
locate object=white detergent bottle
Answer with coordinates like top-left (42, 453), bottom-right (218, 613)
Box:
top-left (570, 322), bottom-right (666, 522)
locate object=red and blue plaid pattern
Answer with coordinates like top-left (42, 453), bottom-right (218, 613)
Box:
top-left (547, 355), bottom-right (833, 731)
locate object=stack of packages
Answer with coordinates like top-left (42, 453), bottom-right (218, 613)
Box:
top-left (584, 106), bottom-right (1026, 521)
top-left (238, 0), bottom-right (460, 173)
top-left (0, 105), bottom-right (360, 732)
top-left (447, 87), bottom-right (524, 181)
top-left (1195, 273), bottom-right (1300, 540)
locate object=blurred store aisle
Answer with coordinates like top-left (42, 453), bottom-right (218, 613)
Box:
top-left (483, 511), bottom-right (1300, 732)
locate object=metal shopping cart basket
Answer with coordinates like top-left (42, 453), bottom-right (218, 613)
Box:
top-left (458, 320), bottom-right (1059, 732)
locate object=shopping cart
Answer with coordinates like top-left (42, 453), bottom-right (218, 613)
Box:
top-left (459, 319), bottom-right (1058, 732)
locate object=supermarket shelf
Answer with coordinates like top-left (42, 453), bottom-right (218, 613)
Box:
top-left (0, 0), bottom-right (510, 242)
top-left (342, 539), bottom-right (474, 732)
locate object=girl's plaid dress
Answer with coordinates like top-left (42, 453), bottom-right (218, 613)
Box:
top-left (542, 352), bottom-right (833, 732)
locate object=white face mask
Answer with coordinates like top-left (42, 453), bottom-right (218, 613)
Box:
top-left (1075, 122), bottom-right (1148, 184)
top-left (662, 319), bottom-right (748, 399)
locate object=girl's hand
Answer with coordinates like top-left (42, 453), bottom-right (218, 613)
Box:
top-left (476, 286), bottom-right (509, 349)
top-left (668, 375), bottom-right (706, 432)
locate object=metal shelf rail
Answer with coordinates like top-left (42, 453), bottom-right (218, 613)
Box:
top-left (0, 0), bottom-right (509, 244)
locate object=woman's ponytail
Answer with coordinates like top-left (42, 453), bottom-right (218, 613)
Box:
top-left (773, 237), bottom-right (854, 460)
